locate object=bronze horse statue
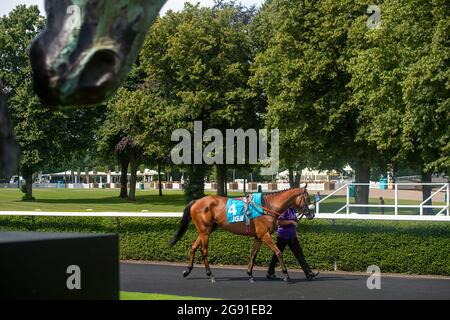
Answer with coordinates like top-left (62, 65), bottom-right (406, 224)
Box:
top-left (30, 0), bottom-right (167, 106)
top-left (169, 187), bottom-right (316, 282)
top-left (0, 0), bottom-right (167, 177)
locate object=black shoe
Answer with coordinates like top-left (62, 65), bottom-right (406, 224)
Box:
top-left (266, 273), bottom-right (278, 280)
top-left (306, 271), bottom-right (320, 281)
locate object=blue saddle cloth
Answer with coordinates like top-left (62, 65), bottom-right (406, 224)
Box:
top-left (226, 193), bottom-right (264, 224)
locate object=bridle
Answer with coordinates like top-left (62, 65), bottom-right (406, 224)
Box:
top-left (244, 191), bottom-right (314, 221)
top-left (296, 192), bottom-right (314, 219)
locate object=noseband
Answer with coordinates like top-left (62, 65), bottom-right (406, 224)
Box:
top-left (297, 192), bottom-right (313, 220)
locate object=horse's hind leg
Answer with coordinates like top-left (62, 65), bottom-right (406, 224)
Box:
top-left (261, 233), bottom-right (290, 282)
top-left (247, 238), bottom-right (262, 283)
top-left (183, 236), bottom-right (201, 278)
top-left (199, 233), bottom-right (215, 283)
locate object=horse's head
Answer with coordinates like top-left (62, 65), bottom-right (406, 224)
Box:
top-left (294, 184), bottom-right (315, 219)
top-left (29, 0), bottom-right (167, 106)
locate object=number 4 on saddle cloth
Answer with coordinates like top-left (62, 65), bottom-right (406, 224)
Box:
top-left (226, 193), bottom-right (264, 227)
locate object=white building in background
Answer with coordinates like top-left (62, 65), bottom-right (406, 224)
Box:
top-left (39, 169), bottom-right (164, 184)
top-left (25, 166), bottom-right (353, 191)
top-left (276, 167), bottom-right (350, 182)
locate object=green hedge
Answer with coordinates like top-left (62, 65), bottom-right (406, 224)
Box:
top-left (0, 215), bottom-right (449, 275)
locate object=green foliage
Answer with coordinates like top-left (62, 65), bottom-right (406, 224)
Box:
top-left (141, 3), bottom-right (259, 128)
top-left (0, 215), bottom-right (448, 275)
top-left (0, 5), bottom-right (45, 93)
top-left (139, 3), bottom-right (262, 201)
top-left (184, 165), bottom-right (209, 203)
top-left (346, 0), bottom-right (449, 172)
top-left (250, 0), bottom-right (381, 172)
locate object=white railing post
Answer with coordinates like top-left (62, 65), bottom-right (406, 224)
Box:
top-left (2, 182), bottom-right (447, 221)
top-left (394, 183), bottom-right (398, 215)
top-left (346, 184), bottom-right (350, 214)
top-left (315, 183), bottom-right (349, 215)
top-left (447, 183), bottom-right (449, 216)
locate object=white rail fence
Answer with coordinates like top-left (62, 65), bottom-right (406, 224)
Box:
top-left (0, 211), bottom-right (448, 221)
top-left (0, 183), bottom-right (448, 222)
top-left (315, 183), bottom-right (449, 221)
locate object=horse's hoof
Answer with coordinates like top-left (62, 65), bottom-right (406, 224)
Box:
top-left (283, 275), bottom-right (291, 282)
top-left (210, 277), bottom-right (216, 283)
top-left (249, 277), bottom-right (255, 283)
top-left (183, 269), bottom-right (192, 278)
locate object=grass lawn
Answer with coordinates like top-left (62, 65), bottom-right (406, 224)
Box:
top-left (120, 291), bottom-right (219, 300)
top-left (0, 189), bottom-right (188, 212)
top-left (0, 188), bottom-right (444, 215)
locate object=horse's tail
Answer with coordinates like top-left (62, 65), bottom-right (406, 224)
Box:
top-left (168, 200), bottom-right (195, 247)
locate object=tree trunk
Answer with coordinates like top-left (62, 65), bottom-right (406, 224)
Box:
top-left (119, 157), bottom-right (129, 198)
top-left (421, 169), bottom-right (432, 215)
top-left (22, 168), bottom-right (34, 201)
top-left (288, 167), bottom-right (295, 188)
top-left (216, 164), bottom-right (227, 197)
top-left (185, 164), bottom-right (206, 204)
top-left (25, 178), bottom-right (33, 200)
top-left (158, 163), bottom-right (163, 197)
top-left (354, 162), bottom-right (370, 214)
top-left (294, 170), bottom-right (301, 187)
top-left (128, 152), bottom-right (139, 201)
top-left (78, 164), bottom-right (82, 184)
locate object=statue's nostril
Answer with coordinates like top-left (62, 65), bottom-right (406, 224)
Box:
top-left (80, 49), bottom-right (118, 87)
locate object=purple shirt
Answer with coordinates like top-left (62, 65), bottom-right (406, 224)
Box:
top-left (277, 208), bottom-right (298, 239)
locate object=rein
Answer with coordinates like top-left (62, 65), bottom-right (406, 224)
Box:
top-left (251, 199), bottom-right (280, 219)
top-left (232, 195), bottom-right (280, 218)
top-left (235, 189), bottom-right (310, 220)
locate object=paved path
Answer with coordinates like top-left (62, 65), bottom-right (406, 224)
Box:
top-left (120, 262), bottom-right (450, 300)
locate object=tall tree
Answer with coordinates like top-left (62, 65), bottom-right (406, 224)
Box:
top-left (141, 3), bottom-right (261, 202)
top-left (98, 83), bottom-right (174, 201)
top-left (347, 0), bottom-right (449, 212)
top-left (251, 0), bottom-right (379, 212)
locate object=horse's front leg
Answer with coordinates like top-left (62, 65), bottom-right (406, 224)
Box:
top-left (247, 238), bottom-right (262, 283)
top-left (261, 233), bottom-right (290, 282)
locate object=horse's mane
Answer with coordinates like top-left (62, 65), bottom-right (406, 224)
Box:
top-left (264, 187), bottom-right (304, 196)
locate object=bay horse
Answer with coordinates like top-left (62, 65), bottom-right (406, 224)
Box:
top-left (169, 186), bottom-right (315, 283)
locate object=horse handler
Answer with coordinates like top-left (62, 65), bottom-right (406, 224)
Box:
top-left (266, 207), bottom-right (319, 281)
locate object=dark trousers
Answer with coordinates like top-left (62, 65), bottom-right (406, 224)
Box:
top-left (267, 236), bottom-right (312, 276)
